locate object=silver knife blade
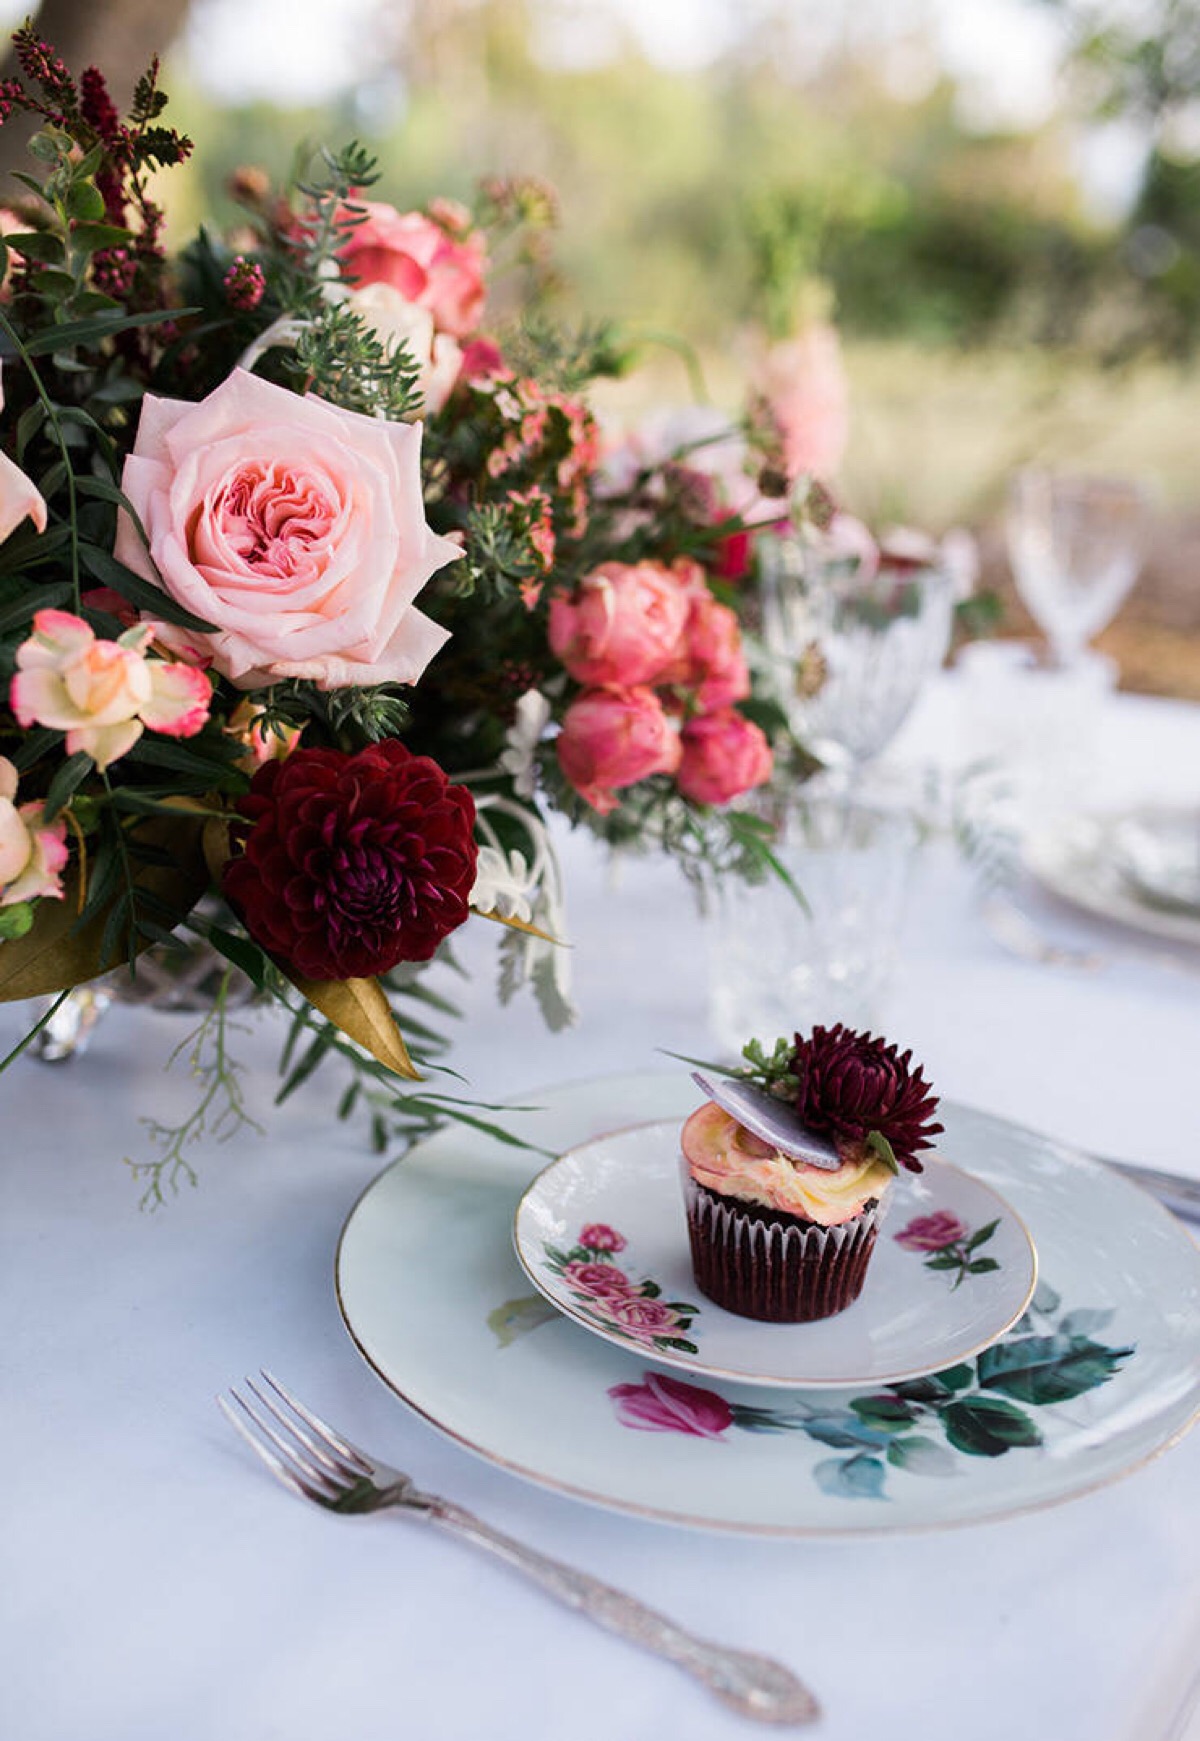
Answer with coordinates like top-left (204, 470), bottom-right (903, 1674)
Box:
top-left (1098, 1155), bottom-right (1200, 1225)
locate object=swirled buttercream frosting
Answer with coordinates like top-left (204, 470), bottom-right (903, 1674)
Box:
top-left (681, 1100), bottom-right (894, 1228)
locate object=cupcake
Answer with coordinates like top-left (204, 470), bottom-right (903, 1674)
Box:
top-left (681, 1023), bottom-right (942, 1322)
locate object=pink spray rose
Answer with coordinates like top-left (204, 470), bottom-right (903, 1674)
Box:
top-left (580, 1223), bottom-right (626, 1253)
top-left (676, 710), bottom-right (773, 807)
top-left (0, 361), bottom-right (47, 545)
top-left (548, 560), bottom-right (691, 689)
top-left (756, 321), bottom-right (849, 486)
top-left (562, 1260), bottom-right (633, 1299)
top-left (894, 1211), bottom-right (968, 1253)
top-left (608, 1371), bottom-right (733, 1439)
top-left (11, 610), bottom-right (212, 771)
top-left (114, 370), bottom-right (461, 691)
top-left (340, 202), bottom-right (486, 338)
top-left (556, 687), bottom-right (681, 815)
top-left (0, 755), bottom-right (67, 908)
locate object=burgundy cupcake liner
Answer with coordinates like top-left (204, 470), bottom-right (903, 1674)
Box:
top-left (682, 1172), bottom-right (881, 1322)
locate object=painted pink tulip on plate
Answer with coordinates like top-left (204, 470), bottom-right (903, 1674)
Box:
top-left (607, 1371), bottom-right (733, 1439)
top-left (114, 370), bottom-right (461, 692)
top-left (676, 708), bottom-right (773, 807)
top-left (555, 685), bottom-right (681, 815)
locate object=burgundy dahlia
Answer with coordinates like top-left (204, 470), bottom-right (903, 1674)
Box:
top-left (791, 1023), bottom-right (942, 1173)
top-left (222, 741), bottom-right (477, 980)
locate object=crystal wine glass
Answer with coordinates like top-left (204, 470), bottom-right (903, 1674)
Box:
top-left (758, 532), bottom-right (956, 776)
top-left (1005, 470), bottom-right (1148, 667)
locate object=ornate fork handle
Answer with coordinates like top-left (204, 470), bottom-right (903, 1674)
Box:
top-left (418, 1496), bottom-right (819, 1725)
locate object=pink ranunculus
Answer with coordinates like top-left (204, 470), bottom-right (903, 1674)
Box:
top-left (563, 1260), bottom-right (633, 1299)
top-left (0, 755), bottom-right (67, 907)
top-left (11, 610), bottom-right (212, 771)
top-left (608, 1371), bottom-right (733, 1439)
top-left (340, 202), bottom-right (486, 338)
top-left (114, 370), bottom-right (461, 692)
top-left (606, 1295), bottom-right (683, 1339)
top-left (676, 709), bottom-right (773, 807)
top-left (548, 560), bottom-right (691, 689)
top-left (756, 321), bottom-right (849, 486)
top-left (555, 686), bottom-right (681, 816)
top-left (580, 1223), bottom-right (626, 1253)
top-left (894, 1211), bottom-right (968, 1253)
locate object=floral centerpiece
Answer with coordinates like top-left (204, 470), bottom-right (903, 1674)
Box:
top-left (0, 29), bottom-right (804, 1198)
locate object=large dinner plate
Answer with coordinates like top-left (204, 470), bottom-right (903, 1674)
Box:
top-left (336, 1072), bottom-right (1200, 1536)
top-left (1025, 808), bottom-right (1200, 949)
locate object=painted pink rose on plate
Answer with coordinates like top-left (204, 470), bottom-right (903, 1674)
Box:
top-left (608, 1371), bottom-right (733, 1439)
top-left (604, 1296), bottom-right (683, 1339)
top-left (894, 1211), bottom-right (969, 1253)
top-left (579, 1223), bottom-right (625, 1253)
top-left (562, 1260), bottom-right (633, 1299)
top-left (114, 370), bottom-right (461, 692)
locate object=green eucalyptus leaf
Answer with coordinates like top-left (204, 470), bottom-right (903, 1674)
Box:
top-left (65, 182), bottom-right (106, 222)
top-left (6, 230), bottom-right (64, 265)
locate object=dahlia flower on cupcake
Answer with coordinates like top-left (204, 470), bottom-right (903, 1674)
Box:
top-left (680, 1024), bottom-right (942, 1322)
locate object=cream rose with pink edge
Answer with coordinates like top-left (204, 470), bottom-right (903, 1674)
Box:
top-left (0, 755), bottom-right (67, 909)
top-left (114, 369), bottom-right (461, 691)
top-left (11, 610), bottom-right (213, 771)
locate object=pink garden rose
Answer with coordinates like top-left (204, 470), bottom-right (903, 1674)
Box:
top-left (894, 1211), bottom-right (968, 1253)
top-left (608, 1371), bottom-right (733, 1439)
top-left (562, 1260), bottom-right (633, 1299)
top-left (548, 560), bottom-right (691, 689)
top-left (340, 202), bottom-right (486, 338)
top-left (556, 686), bottom-right (681, 815)
top-left (114, 370), bottom-right (461, 691)
top-left (579, 1223), bottom-right (626, 1253)
top-left (756, 321), bottom-right (849, 486)
top-left (655, 564), bottom-right (751, 712)
top-left (676, 709), bottom-right (773, 807)
top-left (0, 755), bottom-right (67, 908)
top-left (11, 610), bottom-right (212, 771)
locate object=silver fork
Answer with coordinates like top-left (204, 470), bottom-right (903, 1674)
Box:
top-left (219, 1373), bottom-right (820, 1727)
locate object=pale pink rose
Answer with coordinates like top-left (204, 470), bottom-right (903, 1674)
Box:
top-left (894, 1211), bottom-right (968, 1253)
top-left (676, 710), bottom-right (773, 807)
top-left (556, 687), bottom-right (681, 816)
top-left (548, 560), bottom-right (691, 688)
top-left (11, 609), bottom-right (212, 771)
top-left (608, 1371), bottom-right (733, 1439)
top-left (580, 1223), bottom-right (626, 1253)
top-left (346, 282), bottom-right (463, 416)
top-left (0, 755), bottom-right (68, 907)
top-left (563, 1260), bottom-right (633, 1299)
top-left (340, 202), bottom-right (486, 338)
top-left (114, 370), bottom-right (461, 691)
top-left (757, 322), bottom-right (849, 485)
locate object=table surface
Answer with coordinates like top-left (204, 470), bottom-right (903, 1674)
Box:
top-left (3, 676), bottom-right (1199, 1741)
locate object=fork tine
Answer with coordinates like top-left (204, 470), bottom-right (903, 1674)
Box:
top-left (259, 1370), bottom-right (373, 1475)
top-left (243, 1376), bottom-right (355, 1481)
top-left (217, 1395), bottom-right (332, 1505)
top-left (223, 1385), bottom-right (342, 1498)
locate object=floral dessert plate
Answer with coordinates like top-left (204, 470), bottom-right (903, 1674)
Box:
top-left (512, 1122), bottom-right (1037, 1389)
top-left (1024, 808), bottom-right (1200, 949)
top-left (336, 1072), bottom-right (1200, 1537)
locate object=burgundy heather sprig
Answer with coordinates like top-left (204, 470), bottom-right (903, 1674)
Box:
top-left (224, 255), bottom-right (266, 311)
top-left (790, 1023), bottom-right (943, 1173)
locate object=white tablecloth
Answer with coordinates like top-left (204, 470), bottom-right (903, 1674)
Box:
top-left (2, 679), bottom-right (1199, 1741)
